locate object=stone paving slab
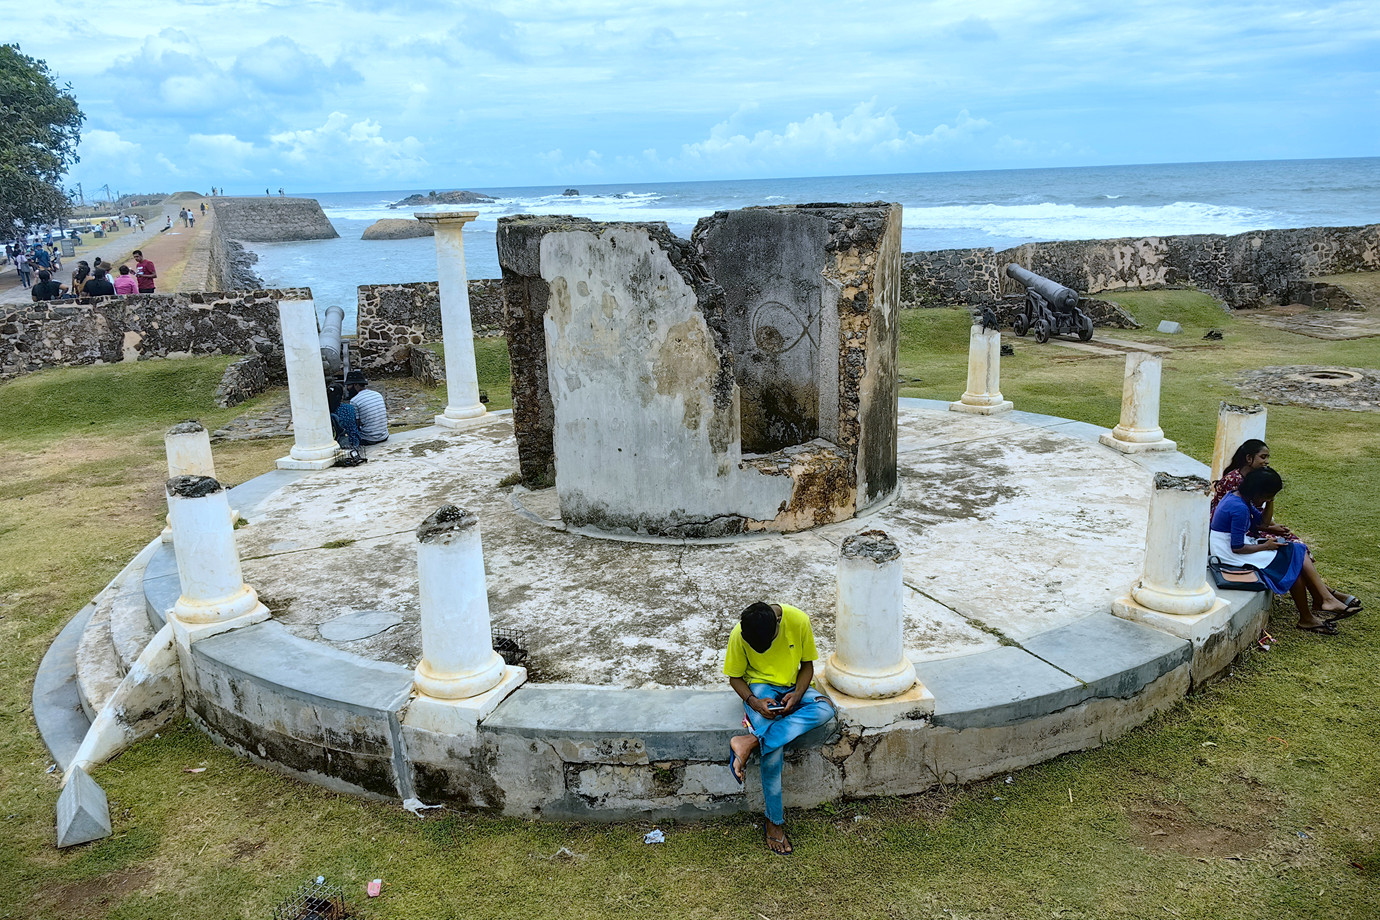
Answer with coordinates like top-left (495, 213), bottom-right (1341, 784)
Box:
top-left (1022, 612), bottom-right (1190, 699)
top-left (915, 646), bottom-right (1089, 730)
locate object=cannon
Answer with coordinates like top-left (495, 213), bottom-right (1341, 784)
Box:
top-left (318, 304), bottom-right (346, 377)
top-left (1005, 264), bottom-right (1094, 343)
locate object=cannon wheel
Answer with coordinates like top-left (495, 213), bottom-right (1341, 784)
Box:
top-left (1013, 314), bottom-right (1029, 336)
top-left (1034, 319), bottom-right (1051, 343)
top-left (1077, 313), bottom-right (1094, 341)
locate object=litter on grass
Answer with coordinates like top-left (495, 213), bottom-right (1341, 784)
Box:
top-left (643, 829), bottom-right (665, 844)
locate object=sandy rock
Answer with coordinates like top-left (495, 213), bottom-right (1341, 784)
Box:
top-left (362, 219), bottom-right (436, 240)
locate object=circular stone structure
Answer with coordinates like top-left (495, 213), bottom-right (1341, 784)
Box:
top-left (45, 400), bottom-right (1271, 819)
top-left (1236, 364), bottom-right (1380, 412)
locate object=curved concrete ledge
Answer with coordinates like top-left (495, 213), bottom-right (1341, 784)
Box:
top-left (38, 404), bottom-right (1273, 819)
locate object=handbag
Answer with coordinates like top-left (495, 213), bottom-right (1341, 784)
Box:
top-left (1207, 555), bottom-right (1269, 592)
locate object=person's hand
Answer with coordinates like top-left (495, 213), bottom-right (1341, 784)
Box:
top-left (748, 697), bottom-right (779, 720)
top-left (777, 689), bottom-right (802, 714)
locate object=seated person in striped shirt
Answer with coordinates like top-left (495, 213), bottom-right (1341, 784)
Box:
top-left (344, 371), bottom-right (389, 445)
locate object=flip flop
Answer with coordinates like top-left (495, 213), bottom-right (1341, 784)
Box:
top-left (1297, 621), bottom-right (1340, 635)
top-left (728, 744), bottom-right (745, 785)
top-left (1334, 594), bottom-right (1362, 610)
top-left (763, 824), bottom-right (794, 856)
top-left (1324, 607), bottom-right (1360, 622)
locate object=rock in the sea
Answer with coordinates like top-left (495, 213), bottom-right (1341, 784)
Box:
top-left (388, 189), bottom-right (496, 209)
top-left (362, 219), bottom-right (436, 240)
top-left (562, 188), bottom-right (580, 196)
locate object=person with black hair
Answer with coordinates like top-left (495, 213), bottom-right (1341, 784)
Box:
top-left (724, 601), bottom-right (835, 855)
top-left (1210, 468), bottom-right (1359, 634)
top-left (30, 269), bottom-right (66, 301)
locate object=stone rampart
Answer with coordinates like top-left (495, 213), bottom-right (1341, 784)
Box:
top-left (900, 224), bottom-right (1380, 309)
top-left (210, 197), bottom-right (339, 242)
top-left (354, 279), bottom-right (504, 376)
top-left (0, 289), bottom-right (311, 380)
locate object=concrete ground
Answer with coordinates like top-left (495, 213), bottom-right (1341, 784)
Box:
top-left (232, 404), bottom-right (1156, 689)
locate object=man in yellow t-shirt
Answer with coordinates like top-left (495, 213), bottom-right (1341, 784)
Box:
top-left (724, 601), bottom-right (836, 855)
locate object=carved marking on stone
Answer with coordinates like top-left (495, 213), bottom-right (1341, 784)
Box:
top-left (750, 299), bottom-right (817, 356)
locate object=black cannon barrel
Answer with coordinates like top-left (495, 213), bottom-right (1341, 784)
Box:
top-left (1005, 264), bottom-right (1079, 312)
top-left (319, 304), bottom-right (345, 376)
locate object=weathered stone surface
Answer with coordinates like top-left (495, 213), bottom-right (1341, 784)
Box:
top-left (215, 354), bottom-right (269, 407)
top-left (389, 190), bottom-right (496, 208)
top-left (354, 279), bottom-right (504, 377)
top-left (900, 224), bottom-right (1380, 310)
top-left (1157, 320), bottom-right (1183, 334)
top-left (0, 289), bottom-right (310, 382)
top-left (210, 197), bottom-right (339, 242)
top-left (361, 219), bottom-right (435, 240)
top-left (56, 766), bottom-right (111, 847)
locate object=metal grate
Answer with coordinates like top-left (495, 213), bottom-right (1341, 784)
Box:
top-left (492, 627), bottom-right (529, 666)
top-left (272, 879), bottom-right (351, 920)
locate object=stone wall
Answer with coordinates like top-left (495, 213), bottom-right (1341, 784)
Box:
top-left (900, 224), bottom-right (1380, 309)
top-left (354, 279), bottom-right (504, 376)
top-left (0, 289), bottom-right (311, 380)
top-left (214, 354), bottom-right (269, 407)
top-left (210, 197), bottom-right (339, 242)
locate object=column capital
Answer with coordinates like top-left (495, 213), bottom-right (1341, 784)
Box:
top-left (414, 210), bottom-right (479, 228)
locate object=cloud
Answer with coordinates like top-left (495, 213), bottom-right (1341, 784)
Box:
top-left (951, 16), bottom-right (998, 42)
top-left (268, 112), bottom-right (428, 178)
top-left (670, 101), bottom-right (991, 170)
top-left (233, 36), bottom-right (361, 95)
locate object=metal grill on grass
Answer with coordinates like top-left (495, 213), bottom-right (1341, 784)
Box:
top-left (272, 879), bottom-right (351, 920)
top-left (492, 626), bottom-right (529, 666)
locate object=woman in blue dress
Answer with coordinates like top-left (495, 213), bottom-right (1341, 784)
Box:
top-left (1210, 468), bottom-right (1359, 634)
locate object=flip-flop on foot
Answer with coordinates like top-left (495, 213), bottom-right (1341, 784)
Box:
top-left (728, 744), bottom-right (745, 785)
top-left (1325, 607), bottom-right (1360, 622)
top-left (1297, 620), bottom-right (1339, 635)
top-left (763, 825), bottom-right (793, 856)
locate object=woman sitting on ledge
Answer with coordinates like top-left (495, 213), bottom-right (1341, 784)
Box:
top-left (1210, 468), bottom-right (1360, 635)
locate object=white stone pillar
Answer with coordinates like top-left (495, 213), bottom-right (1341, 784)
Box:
top-left (415, 211), bottom-right (486, 427)
top-left (414, 506), bottom-right (504, 699)
top-left (276, 298), bottom-right (339, 470)
top-left (1099, 352), bottom-right (1176, 453)
top-left (1113, 473), bottom-right (1225, 620)
top-left (949, 324), bottom-right (1012, 414)
top-left (1210, 401), bottom-right (1267, 482)
top-left (826, 531), bottom-right (918, 699)
top-left (163, 420), bottom-right (217, 542)
top-left (166, 476), bottom-right (268, 645)
top-left (405, 505), bottom-right (525, 734)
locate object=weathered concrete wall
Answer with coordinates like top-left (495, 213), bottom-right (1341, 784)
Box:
top-left (210, 197), bottom-right (339, 242)
top-left (354, 279), bottom-right (504, 376)
top-left (539, 222), bottom-right (793, 537)
top-left (0, 289), bottom-right (311, 380)
top-left (497, 216), bottom-right (594, 488)
top-left (900, 224), bottom-right (1380, 309)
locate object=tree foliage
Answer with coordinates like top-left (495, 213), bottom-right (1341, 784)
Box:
top-left (0, 44), bottom-right (83, 231)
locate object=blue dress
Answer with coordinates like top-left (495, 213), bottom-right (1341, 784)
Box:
top-left (1209, 492), bottom-right (1305, 593)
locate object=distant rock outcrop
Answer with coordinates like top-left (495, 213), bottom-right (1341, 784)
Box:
top-left (389, 190), bottom-right (496, 209)
top-left (362, 219), bottom-right (436, 240)
top-left (562, 188), bottom-right (580, 196)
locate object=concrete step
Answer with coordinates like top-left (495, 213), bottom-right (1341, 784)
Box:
top-left (74, 599), bottom-right (121, 721)
top-left (108, 565), bottom-right (156, 674)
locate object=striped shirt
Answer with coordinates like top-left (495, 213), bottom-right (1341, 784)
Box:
top-left (351, 388), bottom-right (389, 442)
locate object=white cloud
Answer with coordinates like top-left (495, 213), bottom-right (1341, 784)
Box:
top-left (269, 112), bottom-right (428, 178)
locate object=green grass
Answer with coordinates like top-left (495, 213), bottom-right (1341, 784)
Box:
top-left (1, 297), bottom-right (1378, 919)
top-left (428, 337), bottom-right (513, 410)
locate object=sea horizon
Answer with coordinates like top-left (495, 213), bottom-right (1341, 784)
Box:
top-left (249, 155), bottom-right (1380, 327)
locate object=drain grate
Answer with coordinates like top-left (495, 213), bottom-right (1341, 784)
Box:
top-left (492, 627), bottom-right (529, 666)
top-left (272, 879), bottom-right (351, 920)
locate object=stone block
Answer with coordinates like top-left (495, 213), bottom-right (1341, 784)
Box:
top-left (1157, 320), bottom-right (1182, 334)
top-left (56, 766), bottom-right (112, 847)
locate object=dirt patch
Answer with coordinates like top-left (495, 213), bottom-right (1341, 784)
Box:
top-left (35, 866), bottom-right (154, 917)
top-left (1127, 800), bottom-right (1269, 858)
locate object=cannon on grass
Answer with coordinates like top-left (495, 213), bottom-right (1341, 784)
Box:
top-left (1005, 264), bottom-right (1094, 343)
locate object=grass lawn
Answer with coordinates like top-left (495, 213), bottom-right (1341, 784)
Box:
top-left (1, 298), bottom-right (1377, 919)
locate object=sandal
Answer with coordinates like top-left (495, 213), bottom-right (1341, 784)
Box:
top-left (727, 744), bottom-right (745, 785)
top-left (1325, 607), bottom-right (1360, 622)
top-left (763, 824), bottom-right (793, 856)
top-left (1297, 620), bottom-right (1339, 635)
top-left (1334, 594), bottom-right (1362, 611)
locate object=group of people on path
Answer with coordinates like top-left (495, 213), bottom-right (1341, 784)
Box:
top-left (25, 249), bottom-right (156, 301)
top-left (1209, 438), bottom-right (1362, 635)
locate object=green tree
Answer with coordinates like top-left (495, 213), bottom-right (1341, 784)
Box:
top-left (0, 44), bottom-right (83, 231)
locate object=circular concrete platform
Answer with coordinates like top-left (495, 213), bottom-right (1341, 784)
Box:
top-left (234, 402), bottom-right (1153, 687)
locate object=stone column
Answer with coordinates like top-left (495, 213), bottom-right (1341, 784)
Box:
top-left (414, 506), bottom-right (505, 699)
top-left (1099, 352), bottom-right (1176, 453)
top-left (1210, 402), bottom-right (1267, 482)
top-left (949, 324), bottom-right (1012, 414)
top-left (415, 211), bottom-right (487, 427)
top-left (826, 531), bottom-right (918, 699)
top-left (276, 299), bottom-right (339, 470)
top-left (1113, 473), bottom-right (1223, 619)
top-left (163, 420), bottom-right (217, 542)
top-left (166, 475), bottom-right (268, 645)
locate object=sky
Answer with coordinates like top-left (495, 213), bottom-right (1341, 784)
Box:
top-left (6, 0), bottom-right (1379, 195)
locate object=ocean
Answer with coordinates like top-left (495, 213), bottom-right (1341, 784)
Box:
top-left (249, 157), bottom-right (1380, 331)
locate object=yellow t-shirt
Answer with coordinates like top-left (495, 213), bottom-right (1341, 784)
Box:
top-left (722, 603), bottom-right (818, 687)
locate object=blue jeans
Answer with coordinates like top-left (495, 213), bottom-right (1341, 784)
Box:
top-left (744, 681), bottom-right (835, 825)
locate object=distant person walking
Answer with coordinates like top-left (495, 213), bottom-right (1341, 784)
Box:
top-left (133, 250), bottom-right (157, 294)
top-left (32, 245), bottom-right (50, 270)
top-left (14, 250), bottom-right (31, 287)
top-left (113, 264), bottom-right (139, 295)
